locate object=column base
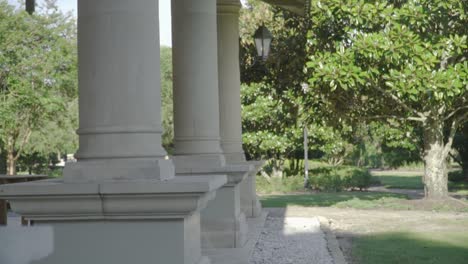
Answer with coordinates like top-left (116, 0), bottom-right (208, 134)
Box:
top-left (201, 185), bottom-right (247, 248)
top-left (64, 158), bottom-right (175, 182)
top-left (203, 211), bottom-right (268, 264)
top-left (174, 158), bottom-right (253, 249)
top-left (240, 161), bottom-right (265, 218)
top-left (173, 154), bottom-right (226, 174)
top-left (223, 152), bottom-right (246, 164)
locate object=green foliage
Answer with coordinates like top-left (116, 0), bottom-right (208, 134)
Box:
top-left (240, 1), bottom-right (316, 176)
top-left (309, 124), bottom-right (354, 166)
top-left (348, 122), bottom-right (421, 168)
top-left (306, 0), bottom-right (468, 198)
top-left (241, 83), bottom-right (301, 162)
top-left (239, 1), bottom-right (429, 175)
top-left (0, 0), bottom-right (77, 174)
top-left (309, 166), bottom-right (372, 191)
top-left (448, 170), bottom-right (465, 182)
top-left (256, 174), bottom-right (305, 194)
top-left (16, 151), bottom-right (49, 174)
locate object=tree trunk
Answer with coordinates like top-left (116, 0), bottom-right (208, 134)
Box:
top-left (6, 151), bottom-right (16, 175)
top-left (422, 121), bottom-right (449, 199)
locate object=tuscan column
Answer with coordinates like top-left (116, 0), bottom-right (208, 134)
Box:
top-left (172, 0), bottom-right (251, 250)
top-left (217, 0), bottom-right (263, 218)
top-left (0, 1), bottom-right (225, 263)
top-left (64, 0), bottom-right (174, 182)
top-left (172, 0), bottom-right (226, 171)
top-left (217, 0), bottom-right (245, 164)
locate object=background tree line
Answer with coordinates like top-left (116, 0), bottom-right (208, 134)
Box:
top-left (0, 0), bottom-right (77, 175)
top-left (239, 0), bottom-right (467, 199)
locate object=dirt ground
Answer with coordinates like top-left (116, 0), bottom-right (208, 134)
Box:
top-left (266, 205), bottom-right (468, 264)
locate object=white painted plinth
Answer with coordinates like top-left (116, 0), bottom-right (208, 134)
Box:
top-left (240, 161), bottom-right (265, 218)
top-left (0, 176), bottom-right (226, 264)
top-left (33, 218), bottom-right (209, 264)
top-left (173, 154), bottom-right (226, 173)
top-left (201, 184), bottom-right (247, 248)
top-left (64, 158), bottom-right (175, 182)
top-left (176, 163), bottom-right (252, 248)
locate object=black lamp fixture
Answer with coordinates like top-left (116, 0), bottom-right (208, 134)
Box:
top-left (26, 0), bottom-right (35, 15)
top-left (253, 25), bottom-right (273, 61)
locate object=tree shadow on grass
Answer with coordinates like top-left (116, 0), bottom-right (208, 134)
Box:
top-left (352, 231), bottom-right (468, 264)
top-left (260, 192), bottom-right (407, 208)
top-left (373, 174), bottom-right (424, 189)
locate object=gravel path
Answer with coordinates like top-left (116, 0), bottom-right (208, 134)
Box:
top-left (250, 216), bottom-right (334, 264)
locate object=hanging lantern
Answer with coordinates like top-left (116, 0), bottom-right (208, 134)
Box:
top-left (253, 25), bottom-right (273, 61)
top-left (26, 0), bottom-right (35, 15)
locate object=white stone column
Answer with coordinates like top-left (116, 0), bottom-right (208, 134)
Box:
top-left (217, 1), bottom-right (245, 164)
top-left (217, 0), bottom-right (263, 218)
top-left (64, 0), bottom-right (173, 182)
top-left (171, 0), bottom-right (251, 250)
top-left (171, 0), bottom-right (226, 170)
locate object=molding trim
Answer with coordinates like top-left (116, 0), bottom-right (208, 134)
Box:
top-left (0, 176), bottom-right (226, 222)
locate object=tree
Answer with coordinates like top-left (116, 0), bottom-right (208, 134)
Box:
top-left (306, 0), bottom-right (467, 199)
top-left (240, 0), bottom-right (314, 177)
top-left (160, 46), bottom-right (174, 153)
top-left (0, 0), bottom-right (77, 174)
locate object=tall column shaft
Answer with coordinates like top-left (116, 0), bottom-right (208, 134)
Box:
top-left (172, 0), bottom-right (224, 164)
top-left (217, 1), bottom-right (245, 163)
top-left (65, 0), bottom-right (174, 182)
top-left (77, 0), bottom-right (165, 160)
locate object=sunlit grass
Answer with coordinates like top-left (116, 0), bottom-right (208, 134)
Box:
top-left (372, 174), bottom-right (424, 189)
top-left (353, 231), bottom-right (468, 264)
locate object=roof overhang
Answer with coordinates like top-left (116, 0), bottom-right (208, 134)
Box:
top-left (260, 0), bottom-right (309, 16)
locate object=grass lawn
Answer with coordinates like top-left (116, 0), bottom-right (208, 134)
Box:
top-left (260, 192), bottom-right (408, 208)
top-left (372, 173), bottom-right (424, 189)
top-left (257, 167), bottom-right (468, 264)
top-left (353, 231), bottom-right (468, 264)
top-left (372, 171), bottom-right (468, 193)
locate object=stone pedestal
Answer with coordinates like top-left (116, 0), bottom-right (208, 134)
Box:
top-left (34, 220), bottom-right (209, 264)
top-left (0, 177), bottom-right (225, 264)
top-left (240, 161), bottom-right (265, 218)
top-left (201, 184), bottom-right (247, 249)
top-left (176, 164), bottom-right (252, 249)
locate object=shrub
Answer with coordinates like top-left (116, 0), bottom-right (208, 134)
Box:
top-left (346, 169), bottom-right (372, 190)
top-left (256, 174), bottom-right (306, 194)
top-left (309, 166), bottom-right (372, 192)
top-left (310, 172), bottom-right (344, 192)
top-left (448, 170), bottom-right (465, 182)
